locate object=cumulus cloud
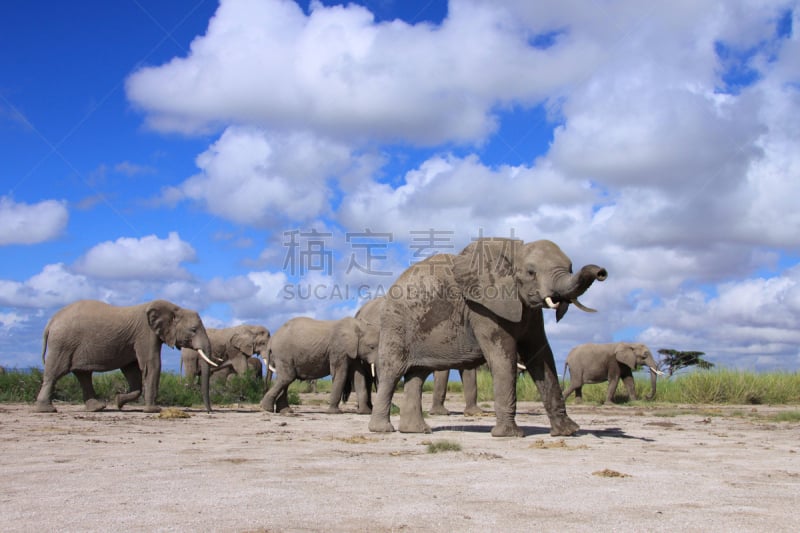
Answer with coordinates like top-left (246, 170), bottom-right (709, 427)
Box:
top-left (161, 126), bottom-right (353, 225)
top-left (0, 196), bottom-right (68, 245)
top-left (125, 0), bottom-right (597, 143)
top-left (73, 232), bottom-right (197, 280)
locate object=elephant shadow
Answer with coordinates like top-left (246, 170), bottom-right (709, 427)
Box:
top-left (582, 427), bottom-right (655, 442)
top-left (431, 424), bottom-right (553, 437)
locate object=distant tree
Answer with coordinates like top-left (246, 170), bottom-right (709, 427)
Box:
top-left (657, 349), bottom-right (714, 376)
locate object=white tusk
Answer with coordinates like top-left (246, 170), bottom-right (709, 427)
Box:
top-left (371, 363), bottom-right (376, 378)
top-left (570, 298), bottom-right (597, 313)
top-left (647, 366), bottom-right (665, 376)
top-left (516, 363), bottom-right (527, 371)
top-left (544, 296), bottom-right (559, 309)
top-left (198, 349), bottom-right (218, 368)
top-left (268, 364), bottom-right (277, 373)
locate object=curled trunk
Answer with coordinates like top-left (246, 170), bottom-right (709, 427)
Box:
top-left (553, 264), bottom-right (608, 321)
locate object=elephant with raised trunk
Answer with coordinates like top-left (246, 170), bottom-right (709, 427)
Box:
top-left (35, 299), bottom-right (215, 413)
top-left (368, 237), bottom-right (607, 437)
top-left (260, 316), bottom-right (380, 414)
top-left (181, 324), bottom-right (271, 412)
top-left (562, 342), bottom-right (663, 403)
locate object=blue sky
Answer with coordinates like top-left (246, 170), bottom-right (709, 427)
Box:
top-left (2, 0), bottom-right (799, 374)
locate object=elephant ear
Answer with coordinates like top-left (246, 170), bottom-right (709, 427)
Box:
top-left (331, 318), bottom-right (360, 360)
top-left (146, 300), bottom-right (180, 348)
top-left (452, 238), bottom-right (523, 323)
top-left (230, 329), bottom-right (256, 356)
top-left (615, 344), bottom-right (638, 369)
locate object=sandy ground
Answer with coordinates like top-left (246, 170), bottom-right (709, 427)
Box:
top-left (1, 394), bottom-right (799, 532)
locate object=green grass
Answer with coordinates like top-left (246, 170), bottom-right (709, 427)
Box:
top-left (426, 439), bottom-right (462, 453)
top-left (4, 367), bottom-right (800, 407)
top-left (0, 368), bottom-right (290, 407)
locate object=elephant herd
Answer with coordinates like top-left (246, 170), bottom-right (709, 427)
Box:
top-left (33, 237), bottom-right (663, 437)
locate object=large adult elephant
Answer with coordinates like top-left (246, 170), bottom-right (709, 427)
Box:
top-left (368, 237), bottom-right (607, 437)
top-left (35, 299), bottom-right (215, 413)
top-left (562, 342), bottom-right (662, 403)
top-left (181, 324), bottom-right (271, 412)
top-left (260, 316), bottom-right (380, 414)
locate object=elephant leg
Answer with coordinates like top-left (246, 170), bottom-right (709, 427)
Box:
top-left (562, 382), bottom-right (579, 402)
top-left (622, 376), bottom-right (637, 401)
top-left (606, 376), bottom-right (620, 404)
top-left (327, 365), bottom-right (349, 414)
top-left (34, 363), bottom-right (70, 413)
top-left (461, 368), bottom-right (483, 416)
top-left (429, 370), bottom-right (450, 415)
top-left (141, 358), bottom-right (161, 413)
top-left (398, 368), bottom-right (431, 434)
top-left (116, 362), bottom-right (142, 411)
top-left (526, 346), bottom-right (579, 436)
top-left (260, 371), bottom-right (295, 414)
top-left (73, 371), bottom-right (106, 412)
top-left (574, 386), bottom-right (584, 404)
top-left (353, 365), bottom-right (372, 414)
top-left (488, 362), bottom-right (524, 437)
top-left (368, 336), bottom-right (406, 433)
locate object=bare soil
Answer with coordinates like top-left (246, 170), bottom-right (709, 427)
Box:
top-left (1, 394), bottom-right (799, 532)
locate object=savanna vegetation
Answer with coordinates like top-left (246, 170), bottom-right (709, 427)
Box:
top-left (1, 366), bottom-right (798, 407)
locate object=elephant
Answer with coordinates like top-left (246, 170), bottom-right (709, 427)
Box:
top-left (259, 316), bottom-right (380, 414)
top-left (181, 324), bottom-right (270, 411)
top-left (368, 237), bottom-right (607, 437)
top-left (34, 299), bottom-right (215, 413)
top-left (430, 359), bottom-right (527, 416)
top-left (562, 342), bottom-right (663, 403)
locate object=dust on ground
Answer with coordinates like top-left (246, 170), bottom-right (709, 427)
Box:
top-left (1, 393), bottom-right (798, 532)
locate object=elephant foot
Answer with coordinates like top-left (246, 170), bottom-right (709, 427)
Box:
top-left (368, 418), bottom-right (395, 433)
top-left (398, 418), bottom-right (432, 434)
top-left (84, 399), bottom-right (107, 412)
top-left (326, 406), bottom-right (343, 414)
top-left (428, 405), bottom-right (450, 416)
top-left (278, 406), bottom-right (294, 415)
top-left (463, 405), bottom-right (484, 417)
top-left (260, 399), bottom-right (275, 413)
top-left (143, 405), bottom-right (161, 414)
top-left (491, 421), bottom-right (524, 438)
top-left (356, 406), bottom-right (372, 415)
top-left (33, 401), bottom-right (57, 413)
top-left (549, 416), bottom-right (580, 437)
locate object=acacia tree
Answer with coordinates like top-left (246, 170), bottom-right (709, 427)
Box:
top-left (657, 349), bottom-right (714, 377)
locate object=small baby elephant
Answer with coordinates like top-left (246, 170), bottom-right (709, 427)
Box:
top-left (562, 342), bottom-right (663, 403)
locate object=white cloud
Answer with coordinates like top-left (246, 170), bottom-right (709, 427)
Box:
top-left (0, 264), bottom-right (96, 308)
top-left (163, 126), bottom-right (353, 226)
top-left (73, 232), bottom-right (196, 280)
top-left (0, 196), bottom-right (68, 245)
top-left (125, 0), bottom-right (598, 143)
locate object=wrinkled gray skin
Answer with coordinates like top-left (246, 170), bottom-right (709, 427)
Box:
top-left (35, 299), bottom-right (212, 413)
top-left (353, 297), bottom-right (386, 407)
top-left (369, 238), bottom-right (607, 437)
top-left (562, 342), bottom-right (659, 403)
top-left (182, 325), bottom-right (270, 412)
top-left (260, 316), bottom-right (380, 414)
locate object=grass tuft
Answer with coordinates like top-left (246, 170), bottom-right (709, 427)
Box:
top-left (426, 439), bottom-right (462, 453)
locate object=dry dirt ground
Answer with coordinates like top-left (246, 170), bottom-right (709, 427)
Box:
top-left (1, 393), bottom-right (799, 532)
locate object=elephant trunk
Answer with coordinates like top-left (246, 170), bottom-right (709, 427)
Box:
top-left (200, 358), bottom-right (212, 413)
top-left (551, 264), bottom-right (608, 321)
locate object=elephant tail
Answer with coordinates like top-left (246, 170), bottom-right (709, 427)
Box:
top-left (41, 322), bottom-right (51, 366)
top-left (561, 360), bottom-right (569, 391)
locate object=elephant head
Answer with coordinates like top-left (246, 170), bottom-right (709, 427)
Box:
top-left (615, 343), bottom-right (660, 400)
top-left (454, 238), bottom-right (608, 323)
top-left (146, 300), bottom-right (212, 357)
top-left (228, 325), bottom-right (271, 375)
